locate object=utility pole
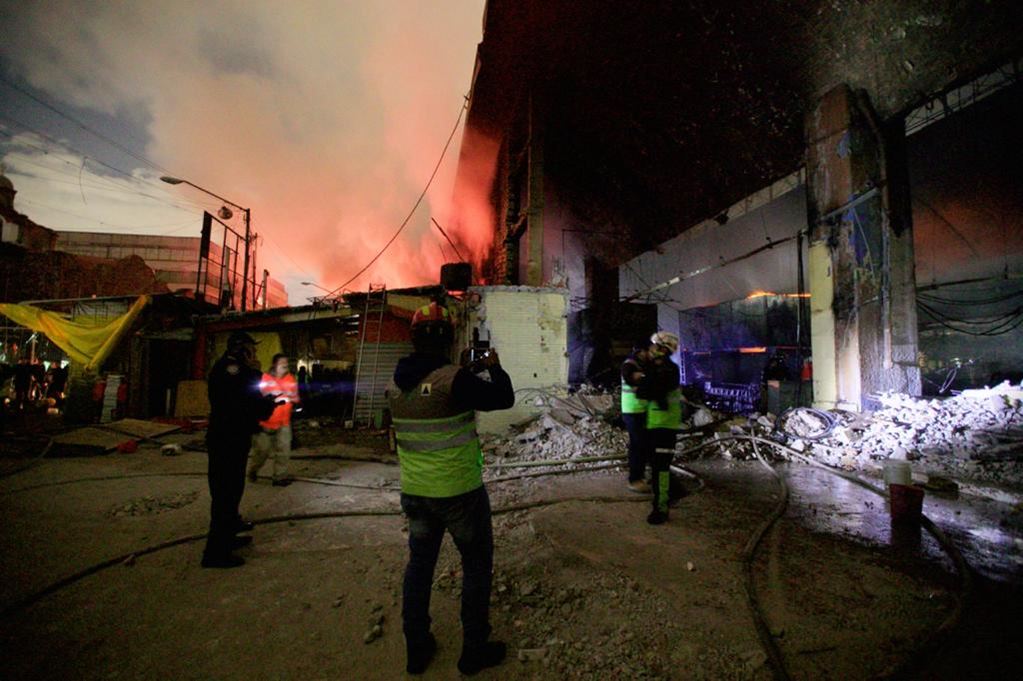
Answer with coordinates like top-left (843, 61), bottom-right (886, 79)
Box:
top-left (241, 208), bottom-right (251, 311)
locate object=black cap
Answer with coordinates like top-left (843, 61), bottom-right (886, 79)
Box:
top-left (227, 330), bottom-right (258, 348)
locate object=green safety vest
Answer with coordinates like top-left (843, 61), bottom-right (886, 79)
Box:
top-left (621, 359), bottom-right (649, 414)
top-left (388, 364), bottom-right (483, 498)
top-left (647, 388), bottom-right (682, 430)
top-left (621, 379), bottom-right (650, 414)
top-left (392, 410), bottom-right (483, 497)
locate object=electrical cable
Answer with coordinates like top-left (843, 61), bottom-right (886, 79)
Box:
top-left (917, 300), bottom-right (1023, 336)
top-left (0, 438), bottom-right (54, 480)
top-left (0, 75), bottom-right (170, 174)
top-left (0, 490), bottom-right (677, 619)
top-left (1, 116), bottom-right (223, 214)
top-left (688, 433), bottom-right (972, 681)
top-left (1, 429), bottom-right (969, 680)
top-left (741, 438), bottom-right (792, 681)
top-left (321, 99), bottom-right (467, 297)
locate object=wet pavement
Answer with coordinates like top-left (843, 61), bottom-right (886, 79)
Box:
top-left (779, 462), bottom-right (1023, 583)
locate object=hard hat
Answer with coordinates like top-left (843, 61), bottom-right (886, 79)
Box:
top-left (411, 302), bottom-right (451, 328)
top-left (650, 331), bottom-right (679, 354)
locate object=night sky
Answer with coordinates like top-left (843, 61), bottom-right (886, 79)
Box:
top-left (0, 1), bottom-right (488, 302)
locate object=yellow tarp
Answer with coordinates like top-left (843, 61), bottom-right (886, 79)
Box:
top-left (0, 295), bottom-right (150, 370)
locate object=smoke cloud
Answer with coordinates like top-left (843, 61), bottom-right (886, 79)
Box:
top-left (0, 0), bottom-right (492, 301)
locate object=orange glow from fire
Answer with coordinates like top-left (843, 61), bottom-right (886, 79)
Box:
top-left (745, 290), bottom-right (811, 300)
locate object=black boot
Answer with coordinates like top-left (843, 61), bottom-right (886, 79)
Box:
top-left (406, 632), bottom-right (437, 675)
top-left (646, 510), bottom-right (668, 525)
top-left (201, 552), bottom-right (245, 568)
top-left (458, 640), bottom-right (506, 676)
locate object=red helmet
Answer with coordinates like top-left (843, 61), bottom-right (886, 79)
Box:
top-left (411, 302), bottom-right (451, 328)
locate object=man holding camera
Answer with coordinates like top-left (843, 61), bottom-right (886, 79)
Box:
top-left (387, 302), bottom-right (514, 676)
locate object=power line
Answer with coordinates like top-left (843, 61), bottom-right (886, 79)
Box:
top-left (262, 233), bottom-right (314, 278)
top-left (6, 164), bottom-right (207, 215)
top-left (0, 74), bottom-right (170, 175)
top-left (16, 197), bottom-right (198, 231)
top-left (0, 122), bottom-right (219, 213)
top-left (322, 98), bottom-right (467, 297)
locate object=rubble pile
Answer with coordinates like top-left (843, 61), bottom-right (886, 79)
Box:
top-left (795, 383), bottom-right (1023, 487)
top-left (481, 389), bottom-right (627, 475)
top-left (697, 382), bottom-right (1023, 489)
top-left (482, 413), bottom-right (627, 469)
top-left (481, 381), bottom-right (1023, 489)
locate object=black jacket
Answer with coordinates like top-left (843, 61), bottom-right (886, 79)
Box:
top-left (637, 355), bottom-right (681, 410)
top-left (207, 352), bottom-right (276, 438)
top-left (393, 352), bottom-right (514, 412)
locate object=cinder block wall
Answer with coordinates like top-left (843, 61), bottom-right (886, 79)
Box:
top-left (469, 286), bottom-right (568, 434)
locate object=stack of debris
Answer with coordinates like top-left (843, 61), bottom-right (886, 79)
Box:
top-left (481, 382), bottom-right (1023, 491)
top-left (481, 388), bottom-right (627, 474)
top-left (701, 382), bottom-right (1023, 489)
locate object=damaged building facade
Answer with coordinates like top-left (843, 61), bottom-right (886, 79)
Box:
top-left (455, 0), bottom-right (1023, 412)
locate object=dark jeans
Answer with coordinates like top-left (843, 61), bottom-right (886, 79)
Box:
top-left (204, 432), bottom-right (250, 558)
top-left (649, 428), bottom-right (676, 513)
top-left (400, 485), bottom-right (494, 648)
top-left (622, 413), bottom-right (649, 482)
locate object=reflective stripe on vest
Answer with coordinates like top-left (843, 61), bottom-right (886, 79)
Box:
top-left (393, 410), bottom-right (483, 498)
top-left (647, 388), bottom-right (682, 430)
top-left (621, 378), bottom-right (649, 414)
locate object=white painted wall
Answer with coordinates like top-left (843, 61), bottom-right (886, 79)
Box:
top-left (467, 286), bottom-right (569, 433)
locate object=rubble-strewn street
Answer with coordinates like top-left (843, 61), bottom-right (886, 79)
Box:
top-left (2, 396), bottom-right (1022, 680)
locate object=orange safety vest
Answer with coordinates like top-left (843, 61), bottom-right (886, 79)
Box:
top-left (258, 372), bottom-right (299, 430)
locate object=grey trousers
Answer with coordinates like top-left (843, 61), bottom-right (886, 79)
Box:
top-left (247, 425), bottom-right (292, 482)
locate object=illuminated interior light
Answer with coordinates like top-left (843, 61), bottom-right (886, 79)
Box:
top-left (745, 290), bottom-right (811, 299)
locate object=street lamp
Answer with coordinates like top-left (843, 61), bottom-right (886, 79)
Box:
top-left (161, 175), bottom-right (253, 311)
top-left (301, 281), bottom-right (332, 293)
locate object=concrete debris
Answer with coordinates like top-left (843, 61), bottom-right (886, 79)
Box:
top-left (106, 491), bottom-right (200, 517)
top-left (160, 443), bottom-right (183, 456)
top-left (482, 388), bottom-right (627, 475)
top-left (363, 624), bottom-right (382, 644)
top-left (729, 381), bottom-right (1023, 490)
top-left (482, 381), bottom-right (1022, 492)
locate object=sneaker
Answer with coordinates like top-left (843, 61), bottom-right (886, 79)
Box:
top-left (406, 632), bottom-right (437, 675)
top-left (646, 510), bottom-right (668, 525)
top-left (458, 640), bottom-right (506, 676)
top-left (201, 553), bottom-right (245, 569)
top-left (271, 479), bottom-right (293, 487)
top-left (627, 480), bottom-right (651, 494)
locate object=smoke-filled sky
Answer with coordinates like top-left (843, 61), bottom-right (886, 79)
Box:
top-left (0, 0), bottom-right (488, 303)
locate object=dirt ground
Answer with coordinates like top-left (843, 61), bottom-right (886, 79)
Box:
top-left (0, 425), bottom-right (1020, 680)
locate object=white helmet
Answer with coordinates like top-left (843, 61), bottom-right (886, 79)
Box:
top-left (650, 331), bottom-right (679, 354)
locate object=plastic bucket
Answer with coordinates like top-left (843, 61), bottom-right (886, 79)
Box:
top-left (883, 460), bottom-right (912, 486)
top-left (889, 484), bottom-right (925, 524)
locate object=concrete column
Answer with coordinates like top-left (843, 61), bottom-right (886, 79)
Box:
top-left (525, 94), bottom-right (544, 287)
top-left (805, 85), bottom-right (921, 411)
